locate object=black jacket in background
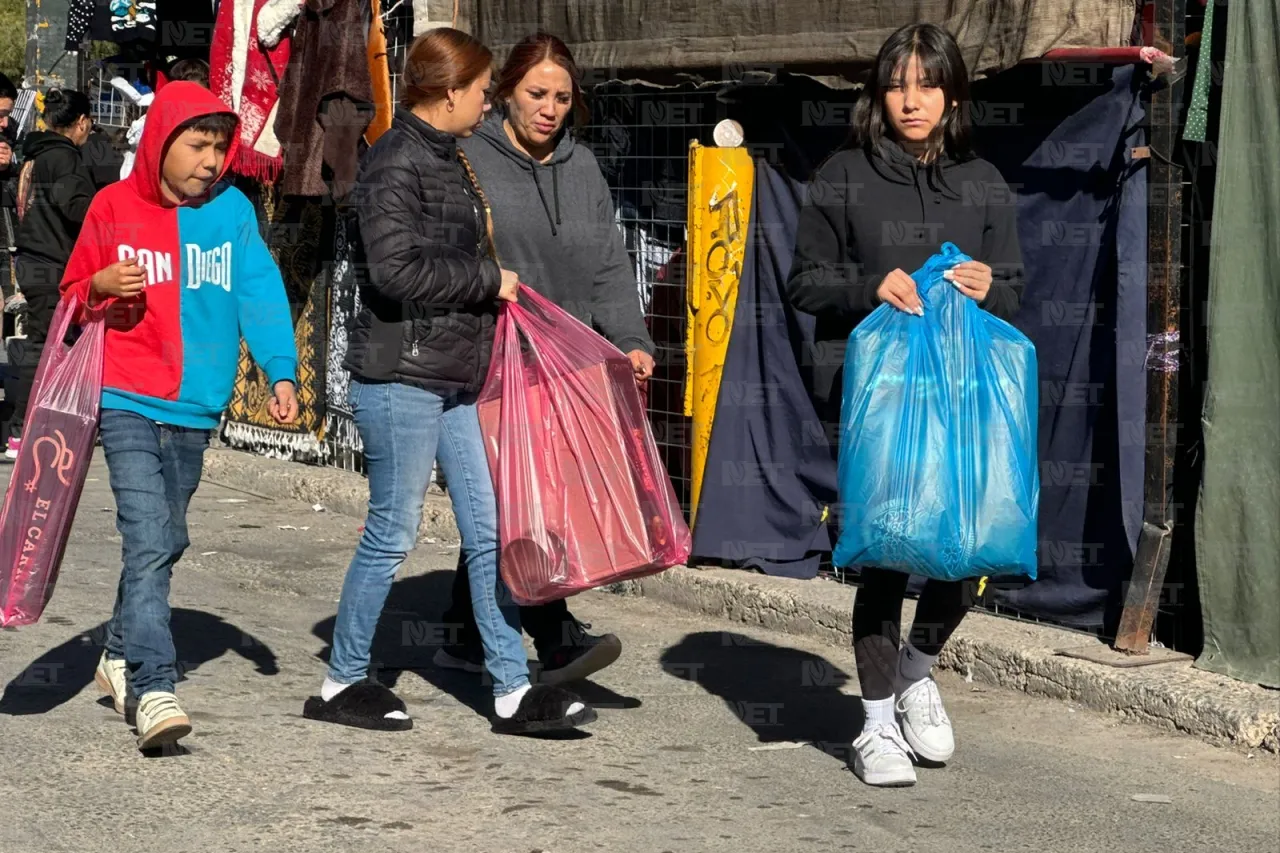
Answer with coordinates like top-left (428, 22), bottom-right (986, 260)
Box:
top-left (15, 131), bottom-right (96, 292)
top-left (786, 140), bottom-right (1024, 421)
top-left (81, 129), bottom-right (124, 190)
top-left (343, 108), bottom-right (502, 394)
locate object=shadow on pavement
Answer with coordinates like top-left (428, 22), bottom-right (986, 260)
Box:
top-left (309, 569), bottom-right (641, 723)
top-left (0, 608), bottom-right (280, 716)
top-left (660, 631), bottom-right (864, 767)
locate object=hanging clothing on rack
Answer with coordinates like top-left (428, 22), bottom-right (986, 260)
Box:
top-left (65, 0), bottom-right (159, 51)
top-left (274, 0), bottom-right (375, 200)
top-left (157, 0), bottom-right (219, 64)
top-left (365, 0), bottom-right (394, 146)
top-left (209, 0), bottom-right (301, 183)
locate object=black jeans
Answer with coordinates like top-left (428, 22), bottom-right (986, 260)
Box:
top-left (6, 287), bottom-right (58, 442)
top-left (852, 567), bottom-right (975, 701)
top-left (442, 554), bottom-right (579, 658)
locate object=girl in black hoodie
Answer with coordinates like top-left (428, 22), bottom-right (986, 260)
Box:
top-left (787, 24), bottom-right (1024, 788)
top-left (7, 88), bottom-right (95, 458)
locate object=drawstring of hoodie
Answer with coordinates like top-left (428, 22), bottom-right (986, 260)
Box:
top-left (529, 162), bottom-right (564, 236)
top-left (911, 160), bottom-right (926, 219)
top-left (552, 163), bottom-right (562, 228)
top-left (531, 167), bottom-right (557, 236)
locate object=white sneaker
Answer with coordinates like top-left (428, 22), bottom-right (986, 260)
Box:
top-left (852, 722), bottom-right (917, 787)
top-left (135, 691), bottom-right (192, 749)
top-left (93, 653), bottom-right (128, 715)
top-left (896, 677), bottom-right (955, 763)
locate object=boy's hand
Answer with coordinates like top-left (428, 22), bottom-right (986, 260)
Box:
top-left (944, 261), bottom-right (993, 302)
top-left (877, 268), bottom-right (923, 315)
top-left (91, 259), bottom-right (146, 299)
top-left (269, 381), bottom-right (299, 425)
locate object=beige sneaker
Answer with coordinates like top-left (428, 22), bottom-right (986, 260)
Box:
top-left (135, 691), bottom-right (192, 749)
top-left (93, 653), bottom-right (128, 715)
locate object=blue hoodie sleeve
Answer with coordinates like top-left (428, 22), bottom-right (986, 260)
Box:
top-left (235, 196), bottom-right (298, 388)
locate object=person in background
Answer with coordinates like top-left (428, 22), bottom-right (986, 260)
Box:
top-left (786, 23), bottom-right (1024, 788)
top-left (0, 70), bottom-right (18, 274)
top-left (120, 59), bottom-right (210, 181)
top-left (7, 88), bottom-right (96, 460)
top-left (437, 32), bottom-right (657, 685)
top-left (305, 28), bottom-right (595, 736)
top-left (0, 71), bottom-right (15, 167)
top-left (81, 125), bottom-right (125, 191)
top-left (0, 71), bottom-right (19, 448)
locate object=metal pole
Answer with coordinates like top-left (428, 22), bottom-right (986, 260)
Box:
top-left (24, 0), bottom-right (80, 91)
top-left (1113, 0), bottom-right (1187, 654)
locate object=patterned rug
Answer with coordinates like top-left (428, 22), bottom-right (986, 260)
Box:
top-left (222, 183), bottom-right (331, 460)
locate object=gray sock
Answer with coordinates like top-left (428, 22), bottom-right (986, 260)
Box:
top-left (898, 642), bottom-right (939, 687)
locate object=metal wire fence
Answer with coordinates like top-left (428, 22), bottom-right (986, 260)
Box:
top-left (577, 85), bottom-right (723, 511)
top-left (79, 58), bottom-right (144, 131)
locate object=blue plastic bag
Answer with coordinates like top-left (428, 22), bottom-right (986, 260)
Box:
top-left (832, 243), bottom-right (1039, 581)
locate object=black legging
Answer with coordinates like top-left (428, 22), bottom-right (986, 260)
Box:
top-left (852, 567), bottom-right (975, 701)
top-left (442, 555), bottom-right (577, 656)
top-left (6, 288), bottom-right (57, 442)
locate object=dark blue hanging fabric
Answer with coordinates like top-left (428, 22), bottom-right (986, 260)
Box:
top-left (974, 64), bottom-right (1147, 628)
top-left (690, 160), bottom-right (836, 578)
top-left (1114, 119), bottom-right (1149, 556)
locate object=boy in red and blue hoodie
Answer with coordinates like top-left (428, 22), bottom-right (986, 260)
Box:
top-left (59, 82), bottom-right (298, 749)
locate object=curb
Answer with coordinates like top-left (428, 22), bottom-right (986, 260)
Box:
top-left (611, 569), bottom-right (1280, 754)
top-left (202, 447), bottom-right (460, 543)
top-left (202, 447), bottom-right (1280, 755)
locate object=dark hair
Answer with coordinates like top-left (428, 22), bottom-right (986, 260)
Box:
top-left (851, 24), bottom-right (973, 174)
top-left (42, 88), bottom-right (92, 132)
top-left (401, 27), bottom-right (493, 109)
top-left (177, 113), bottom-right (238, 141)
top-left (495, 32), bottom-right (588, 129)
top-left (168, 59), bottom-right (210, 88)
top-left (0, 72), bottom-right (16, 101)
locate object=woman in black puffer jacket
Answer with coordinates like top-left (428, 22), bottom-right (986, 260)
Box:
top-left (306, 28), bottom-right (595, 736)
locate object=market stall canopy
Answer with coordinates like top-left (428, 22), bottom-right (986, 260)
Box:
top-left (460, 0), bottom-right (1139, 77)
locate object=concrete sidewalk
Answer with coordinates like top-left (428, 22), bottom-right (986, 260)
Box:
top-left (202, 447), bottom-right (1280, 755)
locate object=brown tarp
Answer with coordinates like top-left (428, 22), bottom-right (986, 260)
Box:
top-left (460, 0), bottom-right (1137, 76)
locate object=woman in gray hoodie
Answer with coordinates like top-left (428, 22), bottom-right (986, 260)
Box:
top-left (438, 32), bottom-right (656, 684)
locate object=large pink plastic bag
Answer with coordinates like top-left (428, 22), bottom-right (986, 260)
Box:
top-left (478, 285), bottom-right (690, 606)
top-left (0, 295), bottom-right (104, 626)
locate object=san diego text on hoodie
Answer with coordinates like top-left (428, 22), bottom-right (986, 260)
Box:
top-left (59, 82), bottom-right (297, 429)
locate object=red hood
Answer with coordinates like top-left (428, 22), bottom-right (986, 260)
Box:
top-left (127, 82), bottom-right (240, 206)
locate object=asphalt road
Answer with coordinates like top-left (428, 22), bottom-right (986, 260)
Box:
top-left (1, 453), bottom-right (1276, 853)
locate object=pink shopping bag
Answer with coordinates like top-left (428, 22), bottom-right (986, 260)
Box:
top-left (0, 295), bottom-right (104, 626)
top-left (478, 285), bottom-right (690, 606)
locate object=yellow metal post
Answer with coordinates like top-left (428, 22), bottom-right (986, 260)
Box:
top-left (684, 141), bottom-right (754, 528)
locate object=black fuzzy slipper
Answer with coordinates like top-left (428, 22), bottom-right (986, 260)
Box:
top-left (491, 684), bottom-right (597, 736)
top-left (302, 680), bottom-right (413, 731)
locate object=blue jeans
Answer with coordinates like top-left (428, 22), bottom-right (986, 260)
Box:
top-left (100, 409), bottom-right (210, 697)
top-left (328, 379), bottom-right (529, 697)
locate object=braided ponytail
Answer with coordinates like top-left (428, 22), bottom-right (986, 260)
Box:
top-left (456, 147), bottom-right (498, 261)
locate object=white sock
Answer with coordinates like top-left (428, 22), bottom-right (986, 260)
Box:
top-left (898, 642), bottom-right (939, 687)
top-left (862, 697), bottom-right (896, 728)
top-left (493, 684), bottom-right (585, 719)
top-left (321, 676), bottom-right (350, 702)
top-left (494, 684), bottom-right (532, 719)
